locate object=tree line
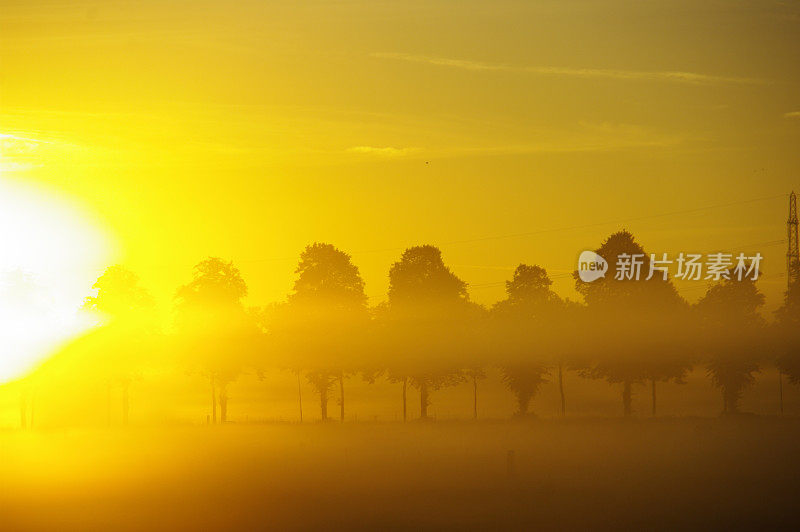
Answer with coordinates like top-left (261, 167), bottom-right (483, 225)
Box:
top-left (69, 230), bottom-right (800, 425)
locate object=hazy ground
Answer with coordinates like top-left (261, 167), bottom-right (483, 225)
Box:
top-left (2, 418), bottom-right (799, 530)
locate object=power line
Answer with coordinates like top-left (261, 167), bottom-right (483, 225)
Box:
top-left (237, 192), bottom-right (786, 264)
top-left (436, 193), bottom-right (787, 248)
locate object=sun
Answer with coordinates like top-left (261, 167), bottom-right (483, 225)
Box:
top-left (0, 178), bottom-right (115, 383)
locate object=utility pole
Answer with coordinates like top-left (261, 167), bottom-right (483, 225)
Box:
top-left (782, 191), bottom-right (798, 416)
top-left (787, 191), bottom-right (798, 289)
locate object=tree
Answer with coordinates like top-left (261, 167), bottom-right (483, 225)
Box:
top-left (274, 243), bottom-right (369, 422)
top-left (174, 257), bottom-right (258, 423)
top-left (501, 365), bottom-right (549, 416)
top-left (84, 266), bottom-right (153, 317)
top-left (305, 371), bottom-right (337, 421)
top-left (83, 265), bottom-right (155, 425)
top-left (385, 245), bottom-right (470, 420)
top-left (696, 273), bottom-right (765, 415)
top-left (388, 245), bottom-right (468, 307)
top-left (492, 265), bottom-right (559, 417)
top-left (575, 231), bottom-right (689, 417)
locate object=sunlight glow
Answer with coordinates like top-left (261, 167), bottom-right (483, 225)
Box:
top-left (0, 176), bottom-right (115, 383)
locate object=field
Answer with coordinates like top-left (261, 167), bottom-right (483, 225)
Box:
top-left (2, 418), bottom-right (799, 530)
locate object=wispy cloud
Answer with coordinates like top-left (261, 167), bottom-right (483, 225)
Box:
top-left (785, 111), bottom-right (800, 119)
top-left (0, 133), bottom-right (49, 144)
top-left (0, 133), bottom-right (44, 172)
top-left (342, 122), bottom-right (690, 161)
top-left (347, 146), bottom-right (416, 157)
top-left (0, 131), bottom-right (78, 173)
top-left (372, 53), bottom-right (766, 86)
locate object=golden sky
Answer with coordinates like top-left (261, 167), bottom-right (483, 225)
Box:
top-left (2, 0), bottom-right (799, 315)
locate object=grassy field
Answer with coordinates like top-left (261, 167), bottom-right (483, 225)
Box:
top-left (2, 418), bottom-right (799, 530)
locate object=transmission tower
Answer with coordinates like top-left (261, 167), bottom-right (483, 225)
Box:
top-left (788, 191), bottom-right (799, 288)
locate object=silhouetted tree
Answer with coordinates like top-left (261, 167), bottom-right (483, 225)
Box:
top-left (575, 231), bottom-right (689, 417)
top-left (305, 371), bottom-right (336, 421)
top-left (85, 266), bottom-right (154, 316)
top-left (501, 365), bottom-right (549, 416)
top-left (274, 243), bottom-right (369, 422)
top-left (175, 257), bottom-right (258, 423)
top-left (388, 245), bottom-right (469, 308)
top-left (83, 265), bottom-right (155, 425)
top-left (385, 245), bottom-right (470, 419)
top-left (492, 265), bottom-right (560, 417)
top-left (696, 273), bottom-right (765, 415)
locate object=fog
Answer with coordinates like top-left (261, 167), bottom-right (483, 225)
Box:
top-left (2, 234), bottom-right (800, 529)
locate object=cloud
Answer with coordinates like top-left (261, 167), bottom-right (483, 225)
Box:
top-left (0, 133), bottom-right (46, 152)
top-left (343, 121), bottom-right (688, 161)
top-left (785, 111), bottom-right (800, 119)
top-left (372, 53), bottom-right (765, 86)
top-left (347, 146), bottom-right (415, 157)
top-left (0, 133), bottom-right (43, 172)
top-left (0, 133), bottom-right (47, 142)
top-left (0, 131), bottom-right (77, 173)
top-left (341, 120), bottom-right (689, 160)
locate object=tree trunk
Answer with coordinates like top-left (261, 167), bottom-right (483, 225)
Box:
top-left (218, 383), bottom-right (228, 423)
top-left (402, 377), bottom-right (407, 423)
top-left (122, 380), bottom-right (129, 426)
top-left (473, 375), bottom-right (478, 420)
top-left (339, 373), bottom-right (345, 423)
top-left (211, 375), bottom-right (217, 424)
top-left (779, 370), bottom-right (784, 415)
top-left (517, 394), bottom-right (531, 416)
top-left (297, 372), bottom-right (303, 423)
top-left (622, 380), bottom-right (632, 417)
top-left (420, 382), bottom-right (429, 419)
top-left (320, 385), bottom-right (328, 421)
top-left (725, 388), bottom-right (739, 414)
top-left (651, 378), bottom-right (656, 418)
top-left (558, 362), bottom-right (566, 417)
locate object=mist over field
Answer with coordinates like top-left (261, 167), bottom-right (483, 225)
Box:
top-left (2, 232), bottom-right (800, 530)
